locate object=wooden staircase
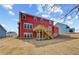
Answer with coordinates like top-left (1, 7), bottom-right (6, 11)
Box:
top-left (44, 31), bottom-right (53, 39)
top-left (33, 25), bottom-right (53, 39)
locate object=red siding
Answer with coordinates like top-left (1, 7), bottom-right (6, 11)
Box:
top-left (53, 26), bottom-right (59, 33)
top-left (18, 12), bottom-right (58, 39)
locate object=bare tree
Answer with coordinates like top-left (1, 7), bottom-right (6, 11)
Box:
top-left (61, 4), bottom-right (79, 22)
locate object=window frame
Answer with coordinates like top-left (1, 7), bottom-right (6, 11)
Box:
top-left (24, 23), bottom-right (33, 29)
top-left (24, 32), bottom-right (32, 38)
top-left (29, 24), bottom-right (32, 29)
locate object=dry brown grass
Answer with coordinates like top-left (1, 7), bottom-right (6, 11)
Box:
top-left (62, 33), bottom-right (79, 39)
top-left (33, 39), bottom-right (79, 55)
top-left (0, 38), bottom-right (35, 55)
top-left (0, 34), bottom-right (79, 55)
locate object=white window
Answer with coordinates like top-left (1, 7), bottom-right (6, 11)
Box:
top-left (24, 33), bottom-right (32, 38)
top-left (24, 23), bottom-right (32, 29)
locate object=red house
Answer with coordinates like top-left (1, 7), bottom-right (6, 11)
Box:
top-left (18, 12), bottom-right (59, 40)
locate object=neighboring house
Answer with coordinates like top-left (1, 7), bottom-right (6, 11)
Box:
top-left (18, 12), bottom-right (59, 40)
top-left (0, 24), bottom-right (6, 38)
top-left (55, 23), bottom-right (75, 34)
top-left (69, 28), bottom-right (75, 33)
top-left (6, 32), bottom-right (17, 37)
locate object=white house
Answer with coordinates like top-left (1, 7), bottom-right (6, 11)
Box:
top-left (6, 32), bottom-right (17, 37)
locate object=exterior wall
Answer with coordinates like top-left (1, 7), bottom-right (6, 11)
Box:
top-left (55, 23), bottom-right (75, 34)
top-left (53, 26), bottom-right (59, 33)
top-left (0, 26), bottom-right (6, 38)
top-left (53, 26), bottom-right (59, 37)
top-left (18, 12), bottom-right (58, 39)
top-left (55, 23), bottom-right (69, 33)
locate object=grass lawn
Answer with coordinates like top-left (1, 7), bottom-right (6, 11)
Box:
top-left (0, 34), bottom-right (79, 55)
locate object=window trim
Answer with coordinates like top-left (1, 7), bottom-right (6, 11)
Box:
top-left (29, 24), bottom-right (32, 29)
top-left (24, 23), bottom-right (33, 29)
top-left (24, 32), bottom-right (32, 38)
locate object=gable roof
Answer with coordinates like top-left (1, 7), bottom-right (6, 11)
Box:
top-left (6, 32), bottom-right (17, 34)
top-left (55, 22), bottom-right (69, 27)
top-left (0, 24), bottom-right (7, 32)
top-left (19, 12), bottom-right (53, 22)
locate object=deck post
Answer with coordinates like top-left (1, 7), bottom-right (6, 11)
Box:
top-left (42, 30), bottom-right (43, 40)
top-left (39, 30), bottom-right (40, 40)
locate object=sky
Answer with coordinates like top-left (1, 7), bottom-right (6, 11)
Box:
top-left (0, 4), bottom-right (79, 33)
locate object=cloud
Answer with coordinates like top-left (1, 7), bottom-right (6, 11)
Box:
top-left (50, 18), bottom-right (56, 21)
top-left (67, 16), bottom-right (72, 20)
top-left (9, 11), bottom-right (15, 16)
top-left (1, 4), bottom-right (13, 10)
top-left (74, 15), bottom-right (78, 19)
top-left (42, 14), bottom-right (50, 18)
top-left (53, 6), bottom-right (63, 14)
top-left (50, 17), bottom-right (64, 23)
top-left (67, 15), bottom-right (78, 21)
top-left (1, 4), bottom-right (15, 16)
top-left (20, 10), bottom-right (26, 13)
top-left (64, 20), bottom-right (73, 26)
top-left (37, 4), bottom-right (63, 15)
top-left (48, 6), bottom-right (63, 14)
top-left (50, 17), bottom-right (73, 27)
top-left (36, 4), bottom-right (63, 20)
top-left (75, 28), bottom-right (79, 32)
top-left (67, 21), bottom-right (73, 25)
top-left (50, 18), bottom-right (64, 25)
top-left (37, 4), bottom-right (44, 13)
top-left (67, 15), bottom-right (79, 20)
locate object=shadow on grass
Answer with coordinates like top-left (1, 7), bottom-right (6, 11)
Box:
top-left (22, 35), bottom-right (78, 47)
